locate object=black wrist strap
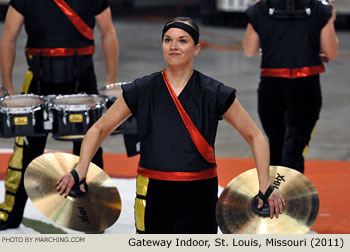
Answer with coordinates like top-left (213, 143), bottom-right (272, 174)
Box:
top-left (69, 169), bottom-right (88, 198)
top-left (258, 185), bottom-right (274, 202)
top-left (252, 185), bottom-right (275, 217)
top-left (70, 169), bottom-right (80, 186)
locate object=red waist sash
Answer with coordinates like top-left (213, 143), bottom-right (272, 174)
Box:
top-left (261, 64), bottom-right (325, 78)
top-left (25, 45), bottom-right (94, 57)
top-left (138, 166), bottom-right (217, 181)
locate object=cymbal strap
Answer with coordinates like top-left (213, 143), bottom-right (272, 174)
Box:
top-left (258, 185), bottom-right (275, 203)
top-left (68, 170), bottom-right (88, 198)
top-left (70, 169), bottom-right (80, 185)
top-left (252, 185), bottom-right (275, 217)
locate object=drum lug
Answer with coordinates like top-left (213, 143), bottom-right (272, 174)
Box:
top-left (85, 111), bottom-right (90, 125)
top-left (32, 111), bottom-right (36, 126)
top-left (63, 111), bottom-right (67, 125)
top-left (6, 114), bottom-right (11, 128)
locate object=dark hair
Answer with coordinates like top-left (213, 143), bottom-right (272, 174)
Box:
top-left (164, 17), bottom-right (200, 34)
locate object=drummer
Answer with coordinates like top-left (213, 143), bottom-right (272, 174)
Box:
top-left (0, 0), bottom-right (119, 231)
top-left (57, 17), bottom-right (285, 234)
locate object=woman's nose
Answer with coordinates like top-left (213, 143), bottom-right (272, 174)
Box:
top-left (170, 41), bottom-right (178, 50)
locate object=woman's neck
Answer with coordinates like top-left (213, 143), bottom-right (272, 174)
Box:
top-left (165, 66), bottom-right (193, 95)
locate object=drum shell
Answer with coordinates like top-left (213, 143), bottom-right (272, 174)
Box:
top-left (51, 106), bottom-right (105, 141)
top-left (0, 106), bottom-right (45, 137)
top-left (99, 83), bottom-right (137, 135)
top-left (48, 94), bottom-right (106, 141)
top-left (101, 95), bottom-right (137, 135)
top-left (102, 95), bottom-right (116, 109)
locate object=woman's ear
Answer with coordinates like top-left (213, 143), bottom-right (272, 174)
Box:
top-left (194, 43), bottom-right (201, 56)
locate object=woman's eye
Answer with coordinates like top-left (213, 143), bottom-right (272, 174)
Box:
top-left (179, 39), bottom-right (187, 44)
top-left (164, 38), bottom-right (171, 43)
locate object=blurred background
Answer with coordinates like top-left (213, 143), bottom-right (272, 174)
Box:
top-left (1, 0), bottom-right (350, 29)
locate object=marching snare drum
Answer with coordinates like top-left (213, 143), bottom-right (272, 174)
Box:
top-left (0, 94), bottom-right (45, 137)
top-left (99, 82), bottom-right (128, 107)
top-left (49, 94), bottom-right (106, 141)
top-left (99, 82), bottom-right (137, 135)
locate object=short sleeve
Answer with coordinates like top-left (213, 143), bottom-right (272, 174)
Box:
top-left (9, 0), bottom-right (27, 15)
top-left (246, 4), bottom-right (259, 33)
top-left (121, 82), bottom-right (138, 116)
top-left (317, 2), bottom-right (332, 29)
top-left (92, 0), bottom-right (109, 15)
top-left (217, 84), bottom-right (236, 117)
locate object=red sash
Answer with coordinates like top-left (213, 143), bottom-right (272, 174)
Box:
top-left (161, 70), bottom-right (216, 164)
top-left (53, 0), bottom-right (94, 40)
top-left (137, 166), bottom-right (217, 181)
top-left (260, 65), bottom-right (325, 78)
top-left (25, 45), bottom-right (94, 57)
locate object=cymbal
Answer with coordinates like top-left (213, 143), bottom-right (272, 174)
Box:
top-left (24, 152), bottom-right (121, 233)
top-left (216, 166), bottom-right (319, 234)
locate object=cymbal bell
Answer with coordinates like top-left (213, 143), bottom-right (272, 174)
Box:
top-left (24, 152), bottom-right (121, 233)
top-left (216, 166), bottom-right (319, 234)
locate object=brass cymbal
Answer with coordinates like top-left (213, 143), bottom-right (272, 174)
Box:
top-left (24, 152), bottom-right (121, 233)
top-left (216, 166), bottom-right (319, 234)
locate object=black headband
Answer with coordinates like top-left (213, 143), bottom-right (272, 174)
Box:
top-left (162, 22), bottom-right (199, 45)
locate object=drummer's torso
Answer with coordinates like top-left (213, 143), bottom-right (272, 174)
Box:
top-left (10, 0), bottom-right (108, 48)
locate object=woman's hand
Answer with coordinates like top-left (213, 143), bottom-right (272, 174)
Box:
top-left (56, 171), bottom-right (86, 197)
top-left (258, 189), bottom-right (285, 219)
top-left (319, 52), bottom-right (330, 63)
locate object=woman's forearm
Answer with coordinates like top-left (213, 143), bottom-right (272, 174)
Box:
top-left (248, 131), bottom-right (271, 193)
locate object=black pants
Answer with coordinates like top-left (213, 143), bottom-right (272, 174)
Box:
top-left (142, 177), bottom-right (218, 234)
top-left (0, 55), bottom-right (103, 227)
top-left (258, 75), bottom-right (322, 174)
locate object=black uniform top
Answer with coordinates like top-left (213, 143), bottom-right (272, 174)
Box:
top-left (10, 0), bottom-right (109, 49)
top-left (122, 70), bottom-right (236, 173)
top-left (246, 0), bottom-right (332, 68)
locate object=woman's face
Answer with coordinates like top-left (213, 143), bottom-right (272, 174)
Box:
top-left (162, 23), bottom-right (200, 68)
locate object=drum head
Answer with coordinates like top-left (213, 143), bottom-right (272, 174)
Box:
top-left (0, 94), bottom-right (43, 108)
top-left (99, 82), bottom-right (130, 98)
top-left (52, 94), bottom-right (105, 105)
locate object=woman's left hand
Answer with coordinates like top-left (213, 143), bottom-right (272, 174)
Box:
top-left (258, 189), bottom-right (286, 219)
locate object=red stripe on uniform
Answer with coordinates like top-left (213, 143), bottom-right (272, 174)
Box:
top-left (261, 65), bottom-right (325, 78)
top-left (53, 0), bottom-right (94, 40)
top-left (138, 166), bottom-right (217, 181)
top-left (25, 46), bottom-right (94, 56)
top-left (162, 70), bottom-right (216, 164)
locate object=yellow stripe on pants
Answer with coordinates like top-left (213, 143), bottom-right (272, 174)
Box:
top-left (134, 175), bottom-right (149, 233)
top-left (0, 69), bottom-right (33, 222)
top-left (0, 137), bottom-right (24, 221)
